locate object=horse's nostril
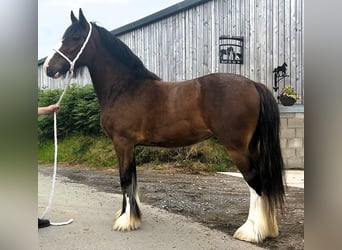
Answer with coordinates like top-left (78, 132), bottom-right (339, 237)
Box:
top-left (46, 66), bottom-right (51, 76)
top-left (46, 66), bottom-right (55, 77)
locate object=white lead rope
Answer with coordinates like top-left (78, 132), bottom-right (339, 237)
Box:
top-left (40, 21), bottom-right (92, 226)
top-left (40, 73), bottom-right (73, 226)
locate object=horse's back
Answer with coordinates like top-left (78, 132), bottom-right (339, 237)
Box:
top-left (197, 73), bottom-right (257, 91)
top-left (197, 73), bottom-right (260, 111)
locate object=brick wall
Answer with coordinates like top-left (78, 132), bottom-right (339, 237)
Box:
top-left (280, 111), bottom-right (304, 169)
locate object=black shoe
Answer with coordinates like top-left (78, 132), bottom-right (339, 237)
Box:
top-left (38, 218), bottom-right (50, 228)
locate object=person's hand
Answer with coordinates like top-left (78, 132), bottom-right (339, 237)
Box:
top-left (47, 104), bottom-right (60, 114)
top-left (38, 104), bottom-right (60, 115)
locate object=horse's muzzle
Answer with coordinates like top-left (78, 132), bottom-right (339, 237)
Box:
top-left (45, 66), bottom-right (58, 78)
top-left (45, 65), bottom-right (68, 78)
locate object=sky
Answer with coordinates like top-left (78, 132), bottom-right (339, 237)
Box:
top-left (38, 0), bottom-right (183, 59)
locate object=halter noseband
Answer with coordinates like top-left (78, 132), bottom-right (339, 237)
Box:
top-left (53, 21), bottom-right (93, 75)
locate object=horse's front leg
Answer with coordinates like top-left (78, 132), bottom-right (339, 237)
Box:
top-left (112, 139), bottom-right (141, 231)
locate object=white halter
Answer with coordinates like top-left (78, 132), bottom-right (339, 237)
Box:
top-left (53, 21), bottom-right (93, 75)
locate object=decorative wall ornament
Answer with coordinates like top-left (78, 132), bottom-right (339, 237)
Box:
top-left (273, 62), bottom-right (289, 92)
top-left (219, 36), bottom-right (244, 64)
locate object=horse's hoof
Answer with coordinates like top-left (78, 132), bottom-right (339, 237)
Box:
top-left (112, 210), bottom-right (141, 232)
top-left (233, 220), bottom-right (265, 243)
top-left (233, 219), bottom-right (279, 243)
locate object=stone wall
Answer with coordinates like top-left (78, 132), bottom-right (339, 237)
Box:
top-left (280, 109), bottom-right (304, 169)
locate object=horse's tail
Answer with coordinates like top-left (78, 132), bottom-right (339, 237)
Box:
top-left (251, 82), bottom-right (285, 211)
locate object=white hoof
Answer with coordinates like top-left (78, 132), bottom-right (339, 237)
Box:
top-left (112, 210), bottom-right (141, 231)
top-left (233, 188), bottom-right (279, 243)
top-left (233, 220), bottom-right (265, 243)
top-left (112, 195), bottom-right (141, 231)
top-left (233, 218), bottom-right (279, 243)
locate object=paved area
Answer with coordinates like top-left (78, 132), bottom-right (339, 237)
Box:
top-left (38, 171), bottom-right (264, 250)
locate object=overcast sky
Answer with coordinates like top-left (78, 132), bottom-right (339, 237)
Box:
top-left (38, 0), bottom-right (183, 59)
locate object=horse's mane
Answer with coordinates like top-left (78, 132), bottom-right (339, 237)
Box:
top-left (93, 23), bottom-right (161, 80)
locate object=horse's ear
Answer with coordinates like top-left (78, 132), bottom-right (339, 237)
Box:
top-left (71, 11), bottom-right (77, 23)
top-left (78, 8), bottom-right (88, 28)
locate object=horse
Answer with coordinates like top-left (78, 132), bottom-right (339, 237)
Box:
top-left (273, 62), bottom-right (288, 77)
top-left (273, 62), bottom-right (289, 92)
top-left (44, 9), bottom-right (285, 243)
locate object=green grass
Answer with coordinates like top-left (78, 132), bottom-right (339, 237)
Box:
top-left (38, 135), bottom-right (118, 168)
top-left (38, 135), bottom-right (235, 172)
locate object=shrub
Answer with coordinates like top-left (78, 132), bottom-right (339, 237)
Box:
top-left (38, 84), bottom-right (102, 142)
top-left (135, 138), bottom-right (234, 171)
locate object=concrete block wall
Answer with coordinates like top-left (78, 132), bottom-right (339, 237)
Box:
top-left (280, 111), bottom-right (304, 169)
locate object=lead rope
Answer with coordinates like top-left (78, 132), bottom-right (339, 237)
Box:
top-left (40, 21), bottom-right (92, 226)
top-left (39, 73), bottom-right (73, 226)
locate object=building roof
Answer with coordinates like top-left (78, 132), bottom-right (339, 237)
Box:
top-left (38, 0), bottom-right (210, 65)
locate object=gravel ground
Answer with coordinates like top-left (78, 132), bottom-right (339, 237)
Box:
top-left (39, 165), bottom-right (304, 249)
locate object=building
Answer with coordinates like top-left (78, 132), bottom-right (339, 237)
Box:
top-left (38, 0), bottom-right (304, 169)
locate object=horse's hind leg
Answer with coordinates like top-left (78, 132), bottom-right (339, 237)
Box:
top-left (227, 149), bottom-right (279, 243)
top-left (112, 139), bottom-right (141, 231)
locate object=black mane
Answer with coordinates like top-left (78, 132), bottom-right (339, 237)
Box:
top-left (93, 23), bottom-right (161, 80)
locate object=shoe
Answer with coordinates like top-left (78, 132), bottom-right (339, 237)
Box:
top-left (38, 218), bottom-right (50, 228)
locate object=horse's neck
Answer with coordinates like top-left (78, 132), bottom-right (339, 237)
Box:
top-left (87, 50), bottom-right (135, 107)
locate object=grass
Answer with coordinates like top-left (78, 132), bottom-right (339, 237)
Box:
top-left (38, 135), bottom-right (235, 172)
top-left (38, 135), bottom-right (118, 168)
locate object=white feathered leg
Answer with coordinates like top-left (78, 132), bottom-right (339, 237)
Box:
top-left (113, 194), bottom-right (141, 231)
top-left (233, 187), bottom-right (279, 243)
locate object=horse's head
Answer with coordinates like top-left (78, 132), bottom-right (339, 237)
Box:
top-left (44, 9), bottom-right (94, 78)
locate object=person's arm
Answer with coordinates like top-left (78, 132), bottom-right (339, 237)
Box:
top-left (38, 104), bottom-right (59, 115)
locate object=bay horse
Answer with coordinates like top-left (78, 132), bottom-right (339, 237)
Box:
top-left (44, 9), bottom-right (285, 243)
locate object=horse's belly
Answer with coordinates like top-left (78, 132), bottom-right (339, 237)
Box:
top-left (141, 122), bottom-right (212, 147)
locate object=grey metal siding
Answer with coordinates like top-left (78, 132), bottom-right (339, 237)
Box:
top-left (38, 0), bottom-right (304, 103)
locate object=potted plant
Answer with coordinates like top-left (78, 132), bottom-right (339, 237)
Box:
top-left (278, 85), bottom-right (298, 106)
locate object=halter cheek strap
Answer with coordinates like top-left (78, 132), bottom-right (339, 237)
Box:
top-left (53, 21), bottom-right (93, 75)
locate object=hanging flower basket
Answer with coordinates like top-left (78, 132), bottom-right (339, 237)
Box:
top-left (278, 85), bottom-right (298, 106)
top-left (279, 95), bottom-right (296, 106)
